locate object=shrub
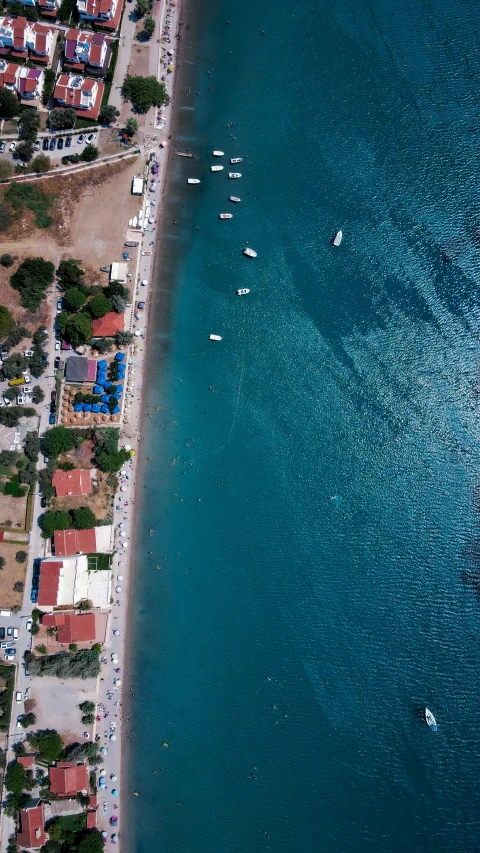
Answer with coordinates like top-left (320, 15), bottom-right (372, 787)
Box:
top-left (80, 145), bottom-right (98, 163)
top-left (29, 649), bottom-right (100, 680)
top-left (125, 117), bottom-right (138, 136)
top-left (79, 700), bottom-right (95, 713)
top-left (35, 644), bottom-right (47, 654)
top-left (49, 108), bottom-right (76, 131)
top-left (122, 75), bottom-right (170, 114)
top-left (43, 426), bottom-right (74, 458)
top-left (15, 551), bottom-right (27, 564)
top-left (31, 386), bottom-right (44, 405)
top-left (10, 257), bottom-right (55, 311)
top-left (0, 161), bottom-right (13, 182)
top-left (5, 184), bottom-right (53, 229)
top-left (5, 481), bottom-right (27, 497)
top-left (0, 407), bottom-right (35, 427)
top-left (81, 713), bottom-right (94, 725)
top-left (0, 254), bottom-right (14, 268)
top-left (69, 643), bottom-right (77, 652)
top-left (30, 154), bottom-right (51, 174)
top-left (92, 338), bottom-right (113, 354)
top-left (63, 287), bottom-right (86, 312)
top-left (28, 730), bottom-right (64, 762)
top-left (0, 557), bottom-right (5, 570)
top-left (0, 305), bottom-right (14, 339)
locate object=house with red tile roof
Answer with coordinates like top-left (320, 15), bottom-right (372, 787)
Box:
top-left (17, 754), bottom-right (35, 768)
top-left (92, 311), bottom-right (124, 338)
top-left (54, 72), bottom-right (104, 120)
top-left (76, 0), bottom-right (122, 31)
top-left (63, 28), bottom-right (111, 75)
top-left (42, 611), bottom-right (97, 644)
top-left (54, 526), bottom-right (112, 556)
top-left (52, 468), bottom-right (92, 498)
top-left (16, 802), bottom-right (46, 849)
top-left (0, 17), bottom-right (55, 63)
top-left (0, 59), bottom-right (44, 105)
top-left (37, 0), bottom-right (59, 19)
top-left (37, 554), bottom-right (111, 608)
top-left (49, 761), bottom-right (89, 797)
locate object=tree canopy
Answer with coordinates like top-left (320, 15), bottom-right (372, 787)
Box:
top-left (63, 287), bottom-right (87, 312)
top-left (71, 507), bottom-right (96, 529)
top-left (0, 305), bottom-right (14, 338)
top-left (15, 141), bottom-right (34, 163)
top-left (61, 311), bottom-right (93, 347)
top-left (57, 259), bottom-right (85, 291)
top-left (43, 425), bottom-right (74, 458)
top-left (80, 144), bottom-right (98, 163)
top-left (0, 86), bottom-right (19, 118)
top-left (41, 510), bottom-right (72, 538)
top-left (0, 161), bottom-right (13, 181)
top-left (10, 257), bottom-right (55, 312)
top-left (29, 730), bottom-right (64, 762)
top-left (122, 75), bottom-right (170, 113)
top-left (49, 108), bottom-right (76, 130)
top-left (143, 15), bottom-right (155, 36)
top-left (99, 104), bottom-right (118, 125)
top-left (88, 294), bottom-right (112, 319)
top-left (31, 154), bottom-right (51, 174)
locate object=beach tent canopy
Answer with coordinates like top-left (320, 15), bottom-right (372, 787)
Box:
top-left (115, 353), bottom-right (125, 362)
top-left (83, 403), bottom-right (92, 412)
top-left (93, 385), bottom-right (103, 395)
top-left (92, 404), bottom-right (101, 413)
top-left (101, 404), bottom-right (109, 414)
top-left (74, 404), bottom-right (83, 412)
top-left (98, 360), bottom-right (108, 368)
top-left (101, 394), bottom-right (110, 403)
top-left (112, 405), bottom-right (121, 415)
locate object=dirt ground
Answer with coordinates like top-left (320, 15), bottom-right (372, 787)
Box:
top-left (0, 494), bottom-right (28, 529)
top-left (28, 675), bottom-right (98, 744)
top-left (51, 471), bottom-right (114, 521)
top-left (62, 439), bottom-right (96, 469)
top-left (0, 541), bottom-right (28, 609)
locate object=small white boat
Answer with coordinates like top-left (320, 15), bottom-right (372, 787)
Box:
top-left (425, 708), bottom-right (437, 730)
top-left (243, 247), bottom-right (257, 258)
top-left (229, 172), bottom-right (242, 179)
top-left (332, 230), bottom-right (343, 247)
top-left (229, 196), bottom-right (241, 203)
top-left (236, 288), bottom-right (250, 296)
top-left (219, 213), bottom-right (233, 219)
top-left (212, 150), bottom-right (224, 156)
top-left (176, 152), bottom-right (193, 158)
top-left (209, 334), bottom-right (222, 341)
top-left (211, 165), bottom-right (224, 172)
top-left (187, 178), bottom-right (201, 184)
top-left (230, 157), bottom-right (243, 164)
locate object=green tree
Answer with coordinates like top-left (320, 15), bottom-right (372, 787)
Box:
top-left (10, 257), bottom-right (55, 312)
top-left (0, 161), bottom-right (13, 182)
top-left (135, 0), bottom-right (148, 14)
top-left (15, 551), bottom-right (27, 564)
top-left (0, 305), bottom-right (14, 337)
top-left (0, 254), bottom-right (14, 268)
top-left (15, 141), bottom-right (34, 163)
top-left (72, 507), bottom-right (96, 529)
top-left (95, 449), bottom-right (130, 473)
top-left (18, 111), bottom-right (40, 142)
top-left (125, 117), bottom-right (138, 136)
top-left (76, 829), bottom-right (105, 853)
top-left (24, 430), bottom-right (40, 459)
top-left (81, 713), bottom-right (94, 724)
top-left (31, 154), bottom-right (51, 174)
top-left (88, 294), bottom-right (112, 319)
top-left (69, 643), bottom-right (77, 652)
top-left (143, 15), bottom-right (155, 36)
top-left (110, 293), bottom-right (127, 313)
top-left (13, 581), bottom-right (24, 592)
top-left (5, 762), bottom-right (27, 794)
top-left (0, 557), bottom-right (5, 570)
top-left (79, 700), bottom-right (95, 713)
top-left (122, 75), bottom-right (170, 114)
top-left (93, 338), bottom-right (113, 354)
top-left (19, 712), bottom-right (36, 728)
top-left (99, 104), bottom-right (119, 125)
top-left (63, 287), bottom-right (86, 312)
top-left (29, 730), bottom-right (64, 762)
top-left (0, 86), bottom-right (19, 118)
top-left (49, 109), bottom-right (76, 131)
top-left (0, 407), bottom-right (35, 427)
top-left (62, 311), bottom-right (93, 348)
top-left (42, 68), bottom-right (56, 106)
top-left (115, 330), bottom-right (134, 347)
top-left (0, 203), bottom-right (12, 231)
top-left (31, 386), bottom-right (44, 405)
top-left (41, 510), bottom-right (72, 538)
top-left (80, 144), bottom-right (99, 163)
top-left (43, 426), bottom-right (74, 458)
top-left (57, 259), bottom-right (85, 291)
top-left (1, 352), bottom-right (28, 379)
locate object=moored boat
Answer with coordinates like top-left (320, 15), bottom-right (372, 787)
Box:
top-left (211, 165), bottom-right (224, 172)
top-left (229, 196), bottom-right (241, 203)
top-left (176, 152), bottom-right (193, 158)
top-left (187, 178), bottom-right (201, 184)
top-left (219, 213), bottom-right (233, 219)
top-left (425, 708), bottom-right (437, 730)
top-left (124, 241), bottom-right (139, 247)
top-left (229, 172), bottom-right (242, 179)
top-left (332, 230), bottom-right (343, 246)
top-left (243, 247), bottom-right (257, 258)
top-left (236, 288), bottom-right (250, 296)
top-left (212, 150), bottom-right (224, 156)
top-left (209, 334), bottom-right (222, 341)
top-left (230, 157), bottom-right (243, 164)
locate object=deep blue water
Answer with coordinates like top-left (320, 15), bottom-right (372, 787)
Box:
top-left (126, 0), bottom-right (480, 850)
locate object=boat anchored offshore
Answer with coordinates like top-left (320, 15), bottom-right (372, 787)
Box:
top-left (219, 213), bottom-right (233, 219)
top-left (187, 178), bottom-right (201, 184)
top-left (209, 334), bottom-right (222, 341)
top-left (332, 230), bottom-right (343, 246)
top-left (229, 172), bottom-right (242, 179)
top-left (176, 152), bottom-right (193, 158)
top-left (229, 196), bottom-right (241, 203)
top-left (213, 150), bottom-right (224, 156)
top-left (425, 708), bottom-right (437, 730)
top-left (236, 288), bottom-right (250, 296)
top-left (211, 165), bottom-right (224, 172)
top-left (243, 247), bottom-right (257, 258)
top-left (230, 157), bottom-right (243, 164)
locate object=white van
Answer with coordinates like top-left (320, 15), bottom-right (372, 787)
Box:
top-left (15, 691), bottom-right (22, 703)
top-left (13, 628), bottom-right (18, 641)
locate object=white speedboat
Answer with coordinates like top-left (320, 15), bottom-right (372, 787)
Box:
top-left (229, 196), bottom-right (241, 203)
top-left (187, 178), bottom-right (201, 184)
top-left (212, 150), bottom-right (224, 156)
top-left (229, 172), bottom-right (242, 179)
top-left (236, 288), bottom-right (250, 296)
top-left (425, 708), bottom-right (437, 730)
top-left (332, 230), bottom-right (343, 246)
top-left (209, 334), bottom-right (222, 341)
top-left (219, 213), bottom-right (233, 219)
top-left (230, 157), bottom-right (243, 164)
top-left (243, 247), bottom-right (257, 258)
top-left (211, 165), bottom-right (224, 172)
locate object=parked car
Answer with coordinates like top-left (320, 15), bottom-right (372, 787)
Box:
top-left (9, 141), bottom-right (15, 153)
top-left (137, 301), bottom-right (145, 310)
top-left (57, 298), bottom-right (62, 311)
top-left (77, 133), bottom-right (85, 144)
top-left (34, 140), bottom-right (41, 152)
top-left (49, 138), bottom-right (56, 151)
top-left (65, 136), bottom-right (72, 148)
top-left (30, 589), bottom-right (37, 603)
top-left (57, 137), bottom-right (64, 150)
top-left (0, 642), bottom-right (7, 649)
top-left (49, 413), bottom-right (55, 425)
top-left (0, 629), bottom-right (5, 640)
top-left (40, 495), bottom-right (47, 508)
top-left (51, 390), bottom-right (56, 401)
top-left (42, 137), bottom-right (49, 151)
top-left (3, 398), bottom-right (11, 407)
top-left (50, 401), bottom-right (56, 414)
top-left (4, 653), bottom-right (14, 661)
top-left (100, 265), bottom-right (110, 272)
top-left (0, 141), bottom-right (5, 153)
top-left (7, 627), bottom-right (13, 638)
top-left (55, 340), bottom-right (61, 350)
top-left (86, 132), bottom-right (96, 143)
top-left (25, 667), bottom-right (31, 677)
top-left (54, 356), bottom-right (60, 369)
top-left (13, 628), bottom-right (18, 641)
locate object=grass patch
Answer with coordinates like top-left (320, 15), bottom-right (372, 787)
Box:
top-left (5, 481), bottom-right (27, 498)
top-left (57, 813), bottom-right (87, 834)
top-left (4, 183), bottom-right (53, 228)
top-left (75, 117), bottom-right (99, 129)
top-left (0, 665), bottom-right (15, 731)
top-left (87, 553), bottom-right (112, 572)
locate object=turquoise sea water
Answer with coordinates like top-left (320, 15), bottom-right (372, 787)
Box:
top-left (126, 0), bottom-right (480, 849)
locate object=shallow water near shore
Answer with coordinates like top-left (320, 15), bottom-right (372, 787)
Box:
top-left (126, 0), bottom-right (480, 849)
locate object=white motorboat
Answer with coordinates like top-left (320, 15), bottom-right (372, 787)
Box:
top-left (212, 150), bottom-right (224, 156)
top-left (229, 196), bottom-right (241, 203)
top-left (211, 165), bottom-right (224, 172)
top-left (243, 247), bottom-right (257, 258)
top-left (230, 157), bottom-right (243, 164)
top-left (209, 334), bottom-right (222, 341)
top-left (187, 178), bottom-right (201, 184)
top-left (425, 708), bottom-right (437, 730)
top-left (236, 288), bottom-right (250, 296)
top-left (229, 172), bottom-right (242, 179)
top-left (332, 230), bottom-right (343, 246)
top-left (219, 213), bottom-right (233, 219)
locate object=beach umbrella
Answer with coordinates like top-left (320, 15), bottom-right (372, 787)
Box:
top-left (113, 630), bottom-right (119, 636)
top-left (112, 788), bottom-right (118, 796)
top-left (120, 486), bottom-right (127, 492)
top-left (111, 775), bottom-right (117, 781)
top-left (122, 542), bottom-right (128, 549)
top-left (100, 747), bottom-right (107, 755)
top-left (119, 531), bottom-right (126, 538)
top-left (118, 523), bottom-right (125, 529)
top-left (117, 575), bottom-right (123, 581)
top-left (110, 734), bottom-right (116, 741)
top-left (124, 444), bottom-right (131, 451)
top-left (115, 586), bottom-right (122, 593)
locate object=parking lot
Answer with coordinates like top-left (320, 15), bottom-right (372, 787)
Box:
top-left (1, 129), bottom-right (100, 164)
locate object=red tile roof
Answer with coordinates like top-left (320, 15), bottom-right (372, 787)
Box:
top-left (52, 468), bottom-right (92, 497)
top-left (54, 528), bottom-right (97, 556)
top-left (24, 77), bottom-right (37, 93)
top-left (17, 804), bottom-right (45, 849)
top-left (42, 612), bottom-right (96, 644)
top-left (89, 43), bottom-right (102, 64)
top-left (86, 810), bottom-right (97, 829)
top-left (49, 762), bottom-right (89, 796)
top-left (37, 559), bottom-right (61, 607)
top-left (92, 312), bottom-right (124, 337)
top-left (17, 755), bottom-right (35, 768)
